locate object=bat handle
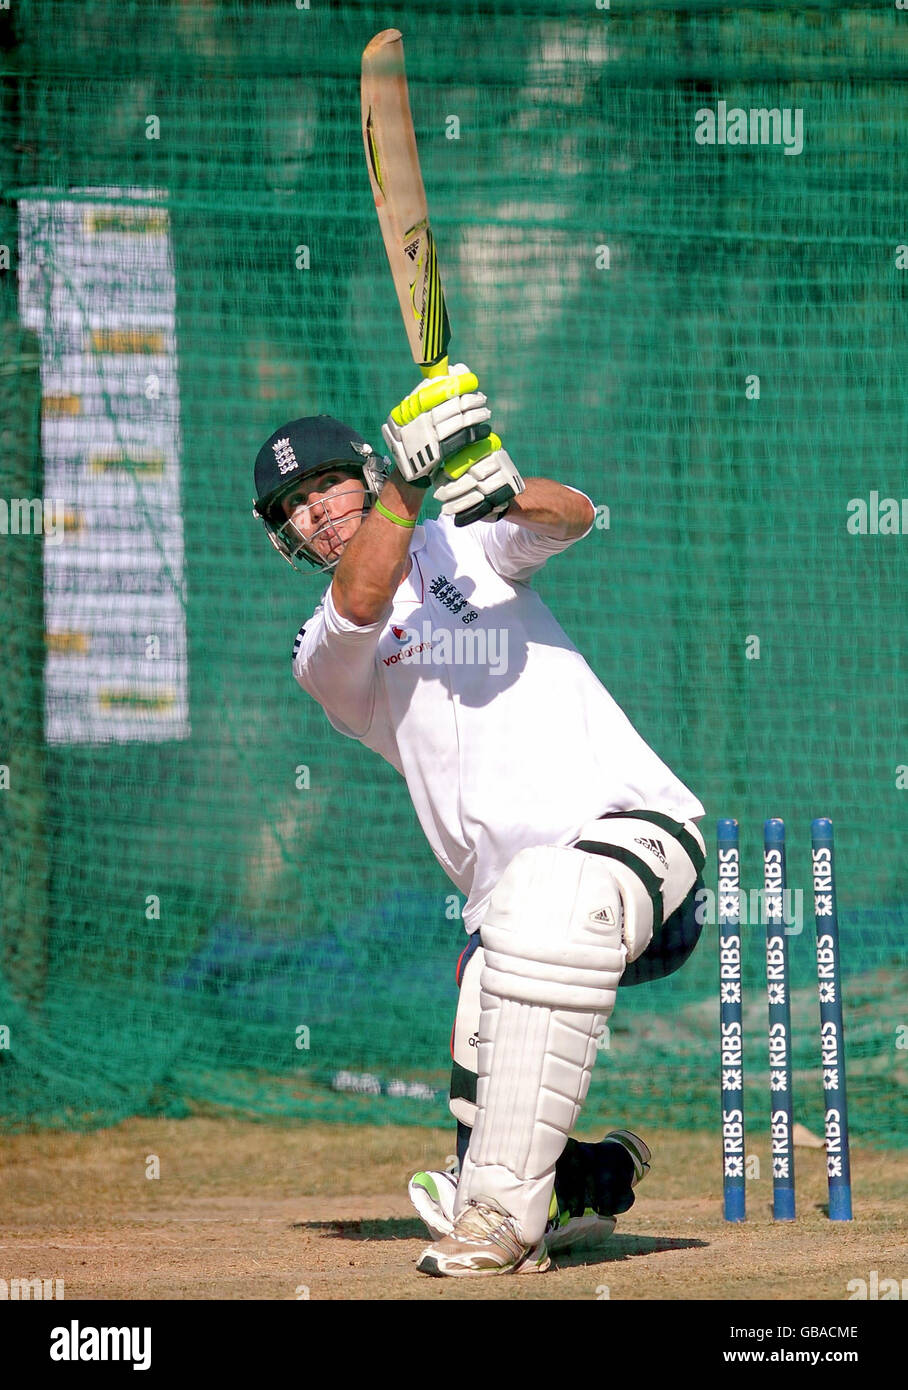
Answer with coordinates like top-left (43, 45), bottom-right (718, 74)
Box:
top-left (420, 355), bottom-right (449, 379)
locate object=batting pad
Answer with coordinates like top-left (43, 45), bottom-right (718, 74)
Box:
top-left (574, 813), bottom-right (706, 963)
top-left (454, 845), bottom-right (625, 1244)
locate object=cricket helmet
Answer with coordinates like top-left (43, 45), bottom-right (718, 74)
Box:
top-left (252, 415), bottom-right (391, 572)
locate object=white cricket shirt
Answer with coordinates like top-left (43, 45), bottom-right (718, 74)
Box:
top-left (292, 507), bottom-right (704, 933)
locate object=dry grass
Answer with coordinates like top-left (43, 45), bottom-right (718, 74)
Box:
top-left (0, 1118), bottom-right (903, 1300)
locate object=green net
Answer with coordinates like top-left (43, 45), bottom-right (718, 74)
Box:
top-left (0, 1), bottom-right (904, 1148)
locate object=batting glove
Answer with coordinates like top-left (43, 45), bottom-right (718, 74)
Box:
top-left (433, 434), bottom-right (525, 527)
top-left (381, 363), bottom-right (491, 485)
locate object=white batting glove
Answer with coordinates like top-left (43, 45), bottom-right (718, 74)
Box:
top-left (381, 363), bottom-right (491, 484)
top-left (433, 435), bottom-right (525, 527)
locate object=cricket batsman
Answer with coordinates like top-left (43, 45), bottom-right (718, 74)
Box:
top-left (253, 365), bottom-right (706, 1276)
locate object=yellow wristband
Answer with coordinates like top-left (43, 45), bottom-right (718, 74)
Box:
top-left (374, 499), bottom-right (417, 529)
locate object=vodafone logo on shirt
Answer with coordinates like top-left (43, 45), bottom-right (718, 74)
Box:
top-left (383, 632), bottom-right (434, 666)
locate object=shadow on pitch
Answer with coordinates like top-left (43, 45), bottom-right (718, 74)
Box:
top-left (293, 1218), bottom-right (428, 1241)
top-left (551, 1233), bottom-right (708, 1268)
top-left (294, 1221), bottom-right (708, 1260)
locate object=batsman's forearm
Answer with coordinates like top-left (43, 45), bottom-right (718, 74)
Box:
top-left (331, 470), bottom-right (424, 626)
top-left (502, 477), bottom-right (595, 539)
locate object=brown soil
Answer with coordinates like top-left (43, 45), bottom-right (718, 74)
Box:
top-left (0, 1119), bottom-right (903, 1300)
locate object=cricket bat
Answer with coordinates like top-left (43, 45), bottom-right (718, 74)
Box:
top-left (361, 28), bottom-right (451, 380)
top-left (362, 30), bottom-right (504, 524)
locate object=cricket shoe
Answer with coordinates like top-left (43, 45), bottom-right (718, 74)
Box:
top-left (416, 1198), bottom-right (551, 1277)
top-left (544, 1128), bottom-right (651, 1255)
top-left (408, 1129), bottom-right (650, 1254)
top-left (407, 1169), bottom-right (458, 1241)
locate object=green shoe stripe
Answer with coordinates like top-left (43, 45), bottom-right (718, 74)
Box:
top-left (411, 1173), bottom-right (440, 1202)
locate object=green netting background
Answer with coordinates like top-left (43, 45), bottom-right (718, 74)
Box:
top-left (0, 1), bottom-right (905, 1147)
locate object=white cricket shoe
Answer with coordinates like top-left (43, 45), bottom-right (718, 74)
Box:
top-left (544, 1129), bottom-right (652, 1255)
top-left (408, 1129), bottom-right (651, 1255)
top-left (407, 1169), bottom-right (458, 1240)
top-left (416, 1198), bottom-right (551, 1277)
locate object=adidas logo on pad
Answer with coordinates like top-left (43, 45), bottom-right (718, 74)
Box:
top-left (635, 836), bottom-right (668, 868)
top-left (590, 907), bottom-right (617, 925)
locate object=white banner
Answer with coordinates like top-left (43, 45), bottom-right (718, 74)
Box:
top-left (18, 187), bottom-right (189, 743)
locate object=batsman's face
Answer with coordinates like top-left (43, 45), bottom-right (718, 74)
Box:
top-left (281, 469), bottom-right (366, 565)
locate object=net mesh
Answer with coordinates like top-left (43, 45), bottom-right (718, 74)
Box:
top-left (0, 1), bottom-right (905, 1146)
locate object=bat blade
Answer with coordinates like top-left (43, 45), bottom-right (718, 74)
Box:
top-left (361, 28), bottom-right (450, 376)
